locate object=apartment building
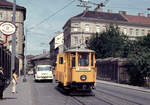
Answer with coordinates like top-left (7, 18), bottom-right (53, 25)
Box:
top-left (0, 0), bottom-right (26, 74)
top-left (63, 8), bottom-right (150, 49)
top-left (49, 32), bottom-right (64, 66)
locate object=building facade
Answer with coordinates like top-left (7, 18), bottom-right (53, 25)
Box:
top-left (30, 53), bottom-right (51, 67)
top-left (63, 8), bottom-right (150, 49)
top-left (0, 0), bottom-right (26, 75)
top-left (49, 32), bottom-right (64, 66)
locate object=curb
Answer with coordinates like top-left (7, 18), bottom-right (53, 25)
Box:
top-left (96, 80), bottom-right (150, 93)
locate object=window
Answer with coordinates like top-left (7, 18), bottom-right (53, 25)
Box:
top-left (0, 13), bottom-right (3, 20)
top-left (123, 28), bottom-right (127, 34)
top-left (37, 67), bottom-right (50, 71)
top-left (72, 57), bottom-right (75, 67)
top-left (59, 57), bottom-right (63, 64)
top-left (71, 52), bottom-right (76, 67)
top-left (74, 24), bottom-right (78, 32)
top-left (102, 26), bottom-right (106, 32)
top-left (85, 24), bottom-right (89, 32)
top-left (136, 29), bottom-right (139, 35)
top-left (96, 25), bottom-right (100, 33)
top-left (91, 53), bottom-right (94, 66)
top-left (129, 28), bottom-right (133, 35)
top-left (141, 29), bottom-right (145, 36)
top-left (85, 37), bottom-right (89, 44)
top-left (78, 52), bottom-right (89, 66)
top-left (74, 36), bottom-right (78, 44)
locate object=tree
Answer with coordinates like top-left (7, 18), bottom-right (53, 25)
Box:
top-left (87, 24), bottom-right (150, 86)
top-left (126, 34), bottom-right (150, 86)
top-left (87, 25), bottom-right (128, 59)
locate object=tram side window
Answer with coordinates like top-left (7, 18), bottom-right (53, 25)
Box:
top-left (72, 57), bottom-right (75, 67)
top-left (91, 53), bottom-right (93, 66)
top-left (71, 53), bottom-right (76, 67)
top-left (59, 57), bottom-right (63, 64)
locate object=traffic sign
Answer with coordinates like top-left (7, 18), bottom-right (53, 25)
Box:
top-left (0, 22), bottom-right (16, 35)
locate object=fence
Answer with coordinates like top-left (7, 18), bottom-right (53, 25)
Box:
top-left (0, 44), bottom-right (19, 80)
top-left (96, 58), bottom-right (129, 84)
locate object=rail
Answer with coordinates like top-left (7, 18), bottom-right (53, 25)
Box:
top-left (0, 44), bottom-right (19, 80)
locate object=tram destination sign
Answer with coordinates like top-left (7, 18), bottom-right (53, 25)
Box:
top-left (0, 22), bottom-right (16, 35)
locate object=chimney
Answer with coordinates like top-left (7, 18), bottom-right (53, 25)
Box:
top-left (94, 7), bottom-right (103, 12)
top-left (107, 9), bottom-right (112, 13)
top-left (147, 14), bottom-right (150, 18)
top-left (119, 11), bottom-right (126, 15)
top-left (43, 49), bottom-right (46, 54)
top-left (138, 13), bottom-right (144, 16)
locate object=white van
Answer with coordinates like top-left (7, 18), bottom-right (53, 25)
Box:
top-left (34, 65), bottom-right (53, 81)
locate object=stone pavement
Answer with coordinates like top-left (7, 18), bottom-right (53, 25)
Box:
top-left (1, 76), bottom-right (150, 105)
top-left (1, 76), bottom-right (32, 105)
top-left (97, 79), bottom-right (150, 93)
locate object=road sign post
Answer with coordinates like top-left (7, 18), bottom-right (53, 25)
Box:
top-left (11, 0), bottom-right (16, 80)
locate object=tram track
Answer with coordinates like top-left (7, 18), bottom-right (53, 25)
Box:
top-left (56, 83), bottom-right (142, 105)
top-left (71, 96), bottom-right (86, 105)
top-left (95, 88), bottom-right (143, 105)
top-left (71, 95), bottom-right (114, 105)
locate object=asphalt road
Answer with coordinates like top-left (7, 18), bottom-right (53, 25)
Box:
top-left (28, 76), bottom-right (150, 105)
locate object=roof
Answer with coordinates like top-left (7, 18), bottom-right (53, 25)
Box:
top-left (65, 48), bottom-right (95, 53)
top-left (96, 57), bottom-right (127, 63)
top-left (64, 10), bottom-right (150, 29)
top-left (31, 53), bottom-right (50, 61)
top-left (122, 14), bottom-right (150, 25)
top-left (0, 0), bottom-right (26, 20)
top-left (73, 11), bottom-right (128, 22)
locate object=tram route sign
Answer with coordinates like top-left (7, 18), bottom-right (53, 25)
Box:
top-left (0, 22), bottom-right (16, 35)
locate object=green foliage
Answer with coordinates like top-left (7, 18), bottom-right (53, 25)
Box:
top-left (87, 25), bottom-right (128, 59)
top-left (87, 25), bottom-right (150, 86)
top-left (126, 34), bottom-right (150, 86)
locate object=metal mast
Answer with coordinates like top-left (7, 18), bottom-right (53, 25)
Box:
top-left (11, 0), bottom-right (16, 79)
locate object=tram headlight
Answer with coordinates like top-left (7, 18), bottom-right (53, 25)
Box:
top-left (89, 68), bottom-right (91, 71)
top-left (76, 68), bottom-right (79, 71)
top-left (80, 75), bottom-right (87, 81)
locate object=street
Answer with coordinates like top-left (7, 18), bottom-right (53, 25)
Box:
top-left (2, 76), bottom-right (150, 105)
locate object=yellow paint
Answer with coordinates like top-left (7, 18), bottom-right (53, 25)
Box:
top-left (55, 50), bottom-right (96, 87)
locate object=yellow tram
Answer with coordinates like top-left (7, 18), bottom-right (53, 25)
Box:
top-left (55, 47), bottom-right (96, 95)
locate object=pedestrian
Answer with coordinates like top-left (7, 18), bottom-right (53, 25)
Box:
top-left (12, 70), bottom-right (18, 93)
top-left (0, 67), bottom-right (6, 100)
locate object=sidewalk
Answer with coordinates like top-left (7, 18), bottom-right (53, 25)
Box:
top-left (97, 79), bottom-right (150, 93)
top-left (1, 76), bottom-right (32, 105)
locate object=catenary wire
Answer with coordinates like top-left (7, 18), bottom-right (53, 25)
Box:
top-left (29, 0), bottom-right (76, 30)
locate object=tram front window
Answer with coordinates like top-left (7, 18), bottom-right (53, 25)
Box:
top-left (78, 53), bottom-right (89, 66)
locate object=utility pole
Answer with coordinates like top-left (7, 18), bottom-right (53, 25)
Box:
top-left (148, 8), bottom-right (150, 13)
top-left (77, 1), bottom-right (91, 12)
top-left (23, 28), bottom-right (27, 82)
top-left (11, 0), bottom-right (16, 79)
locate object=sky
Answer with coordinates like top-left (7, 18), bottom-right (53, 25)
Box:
top-left (8, 0), bottom-right (150, 55)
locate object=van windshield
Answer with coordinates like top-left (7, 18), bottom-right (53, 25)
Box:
top-left (37, 67), bottom-right (50, 71)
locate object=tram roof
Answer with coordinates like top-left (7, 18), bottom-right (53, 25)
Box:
top-left (65, 48), bottom-right (95, 53)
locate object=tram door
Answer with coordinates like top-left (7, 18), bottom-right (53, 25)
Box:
top-left (69, 52), bottom-right (76, 82)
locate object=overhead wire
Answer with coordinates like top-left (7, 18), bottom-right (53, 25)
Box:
top-left (29, 0), bottom-right (76, 30)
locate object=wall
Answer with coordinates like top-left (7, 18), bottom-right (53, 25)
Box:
top-left (0, 8), bottom-right (25, 75)
top-left (96, 58), bottom-right (129, 84)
